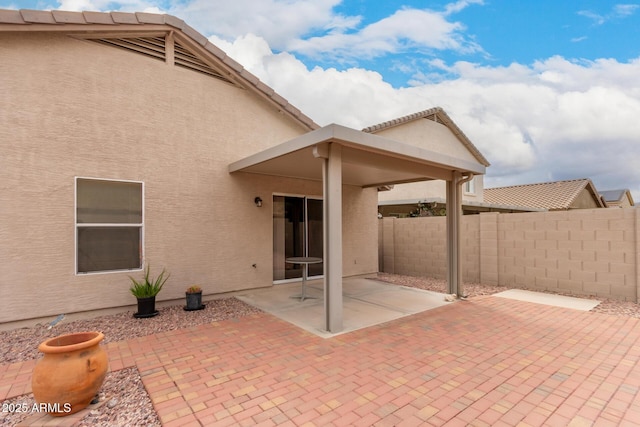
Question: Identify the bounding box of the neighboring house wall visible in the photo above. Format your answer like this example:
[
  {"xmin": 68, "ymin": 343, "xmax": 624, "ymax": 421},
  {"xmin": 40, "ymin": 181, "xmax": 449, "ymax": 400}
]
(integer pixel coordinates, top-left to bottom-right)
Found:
[
  {"xmin": 618, "ymin": 198, "xmax": 633, "ymax": 208},
  {"xmin": 602, "ymin": 191, "xmax": 634, "ymax": 208},
  {"xmin": 1, "ymin": 32, "xmax": 378, "ymax": 323},
  {"xmin": 380, "ymin": 208, "xmax": 639, "ymax": 302},
  {"xmin": 570, "ymin": 188, "xmax": 602, "ymax": 209},
  {"xmin": 375, "ymin": 118, "xmax": 485, "ymax": 206},
  {"xmin": 378, "ymin": 175, "xmax": 484, "ymax": 204},
  {"xmin": 371, "ymin": 118, "xmax": 481, "ymax": 165}
]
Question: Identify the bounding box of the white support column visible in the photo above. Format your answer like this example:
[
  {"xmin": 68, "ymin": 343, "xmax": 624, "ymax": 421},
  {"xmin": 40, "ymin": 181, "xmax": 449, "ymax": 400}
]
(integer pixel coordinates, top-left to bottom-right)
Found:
[
  {"xmin": 322, "ymin": 143, "xmax": 343, "ymax": 332},
  {"xmin": 446, "ymin": 172, "xmax": 462, "ymax": 296}
]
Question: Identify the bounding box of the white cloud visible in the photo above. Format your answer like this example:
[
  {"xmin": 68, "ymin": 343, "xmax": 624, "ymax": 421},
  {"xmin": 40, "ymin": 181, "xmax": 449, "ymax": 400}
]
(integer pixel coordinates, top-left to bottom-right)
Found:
[
  {"xmin": 443, "ymin": 0, "xmax": 484, "ymax": 16},
  {"xmin": 169, "ymin": 0, "xmax": 342, "ymax": 50},
  {"xmin": 613, "ymin": 4, "xmax": 640, "ymax": 17},
  {"xmin": 170, "ymin": 1, "xmax": 484, "ymax": 63},
  {"xmin": 578, "ymin": 3, "xmax": 640, "ymax": 25},
  {"xmin": 20, "ymin": 0, "xmax": 640, "ymax": 198},
  {"xmin": 217, "ymin": 33, "xmax": 640, "ymax": 197},
  {"xmin": 287, "ymin": 7, "xmax": 483, "ymax": 61}
]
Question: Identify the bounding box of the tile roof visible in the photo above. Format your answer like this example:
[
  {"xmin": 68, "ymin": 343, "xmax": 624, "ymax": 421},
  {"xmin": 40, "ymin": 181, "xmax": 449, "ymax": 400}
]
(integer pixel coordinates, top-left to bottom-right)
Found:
[
  {"xmin": 0, "ymin": 8, "xmax": 319, "ymax": 131},
  {"xmin": 484, "ymin": 178, "xmax": 605, "ymax": 210},
  {"xmin": 362, "ymin": 107, "xmax": 490, "ymax": 167}
]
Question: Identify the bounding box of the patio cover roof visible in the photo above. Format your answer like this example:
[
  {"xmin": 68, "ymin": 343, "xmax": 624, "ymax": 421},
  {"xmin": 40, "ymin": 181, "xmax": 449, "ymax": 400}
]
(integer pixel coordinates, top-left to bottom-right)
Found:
[
  {"xmin": 230, "ymin": 123, "xmax": 486, "ymax": 333},
  {"xmin": 229, "ymin": 124, "xmax": 486, "ymax": 187}
]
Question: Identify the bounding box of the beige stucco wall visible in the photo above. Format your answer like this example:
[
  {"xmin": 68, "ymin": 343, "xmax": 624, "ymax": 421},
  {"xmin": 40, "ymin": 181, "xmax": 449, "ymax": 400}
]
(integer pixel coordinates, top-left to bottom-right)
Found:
[
  {"xmin": 375, "ymin": 119, "xmax": 484, "ymax": 207},
  {"xmin": 372, "ymin": 118, "xmax": 480, "ymax": 164},
  {"xmin": 379, "ymin": 208, "xmax": 640, "ymax": 301},
  {"xmin": 378, "ymin": 175, "xmax": 484, "ymax": 204},
  {"xmin": 568, "ymin": 188, "xmax": 601, "ymax": 209},
  {"xmin": 606, "ymin": 198, "xmax": 633, "ymax": 208},
  {"xmin": 0, "ymin": 32, "xmax": 378, "ymax": 323}
]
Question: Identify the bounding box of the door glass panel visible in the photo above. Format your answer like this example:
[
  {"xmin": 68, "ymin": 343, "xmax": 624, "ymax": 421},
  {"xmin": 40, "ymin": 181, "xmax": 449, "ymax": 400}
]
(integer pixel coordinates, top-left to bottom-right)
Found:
[
  {"xmin": 307, "ymin": 198, "xmax": 324, "ymax": 277},
  {"xmin": 273, "ymin": 195, "xmax": 323, "ymax": 281}
]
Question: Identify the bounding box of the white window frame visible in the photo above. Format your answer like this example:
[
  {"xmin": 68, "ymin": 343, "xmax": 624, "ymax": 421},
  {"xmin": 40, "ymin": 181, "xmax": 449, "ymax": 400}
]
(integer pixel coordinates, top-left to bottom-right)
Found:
[
  {"xmin": 75, "ymin": 176, "xmax": 144, "ymax": 275},
  {"xmin": 464, "ymin": 177, "xmax": 476, "ymax": 195}
]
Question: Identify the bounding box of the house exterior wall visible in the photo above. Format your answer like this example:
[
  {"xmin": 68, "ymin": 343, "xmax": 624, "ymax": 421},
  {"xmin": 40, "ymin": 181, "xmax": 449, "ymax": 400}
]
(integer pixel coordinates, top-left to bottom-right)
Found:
[
  {"xmin": 372, "ymin": 118, "xmax": 480, "ymax": 165},
  {"xmin": 380, "ymin": 208, "xmax": 639, "ymax": 302},
  {"xmin": 0, "ymin": 33, "xmax": 378, "ymax": 323},
  {"xmin": 569, "ymin": 188, "xmax": 601, "ymax": 209},
  {"xmin": 378, "ymin": 175, "xmax": 484, "ymax": 205},
  {"xmin": 375, "ymin": 119, "xmax": 484, "ymax": 211},
  {"xmin": 605, "ymin": 192, "xmax": 633, "ymax": 208}
]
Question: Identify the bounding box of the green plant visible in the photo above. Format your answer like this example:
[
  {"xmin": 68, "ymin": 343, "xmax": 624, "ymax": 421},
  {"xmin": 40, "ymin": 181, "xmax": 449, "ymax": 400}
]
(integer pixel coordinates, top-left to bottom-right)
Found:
[
  {"xmin": 186, "ymin": 285, "xmax": 201, "ymax": 293},
  {"xmin": 129, "ymin": 265, "xmax": 169, "ymax": 298}
]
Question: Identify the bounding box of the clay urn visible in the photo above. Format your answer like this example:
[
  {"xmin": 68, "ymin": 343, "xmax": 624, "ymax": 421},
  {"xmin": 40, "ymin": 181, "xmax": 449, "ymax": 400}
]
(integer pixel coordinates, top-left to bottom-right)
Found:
[{"xmin": 32, "ymin": 331, "xmax": 108, "ymax": 416}]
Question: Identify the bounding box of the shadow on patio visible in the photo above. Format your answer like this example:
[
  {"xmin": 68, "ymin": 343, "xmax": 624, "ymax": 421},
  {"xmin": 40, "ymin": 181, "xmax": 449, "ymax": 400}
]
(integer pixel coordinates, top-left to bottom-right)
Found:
[{"xmin": 236, "ymin": 276, "xmax": 454, "ymax": 338}]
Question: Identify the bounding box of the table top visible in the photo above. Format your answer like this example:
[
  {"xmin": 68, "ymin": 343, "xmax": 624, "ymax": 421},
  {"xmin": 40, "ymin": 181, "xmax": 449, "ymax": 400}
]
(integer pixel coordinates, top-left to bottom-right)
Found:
[{"xmin": 285, "ymin": 257, "xmax": 323, "ymax": 264}]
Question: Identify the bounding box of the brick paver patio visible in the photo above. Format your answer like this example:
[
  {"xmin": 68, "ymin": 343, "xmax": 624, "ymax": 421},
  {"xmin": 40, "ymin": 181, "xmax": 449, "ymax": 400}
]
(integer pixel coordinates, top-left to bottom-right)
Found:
[{"xmin": 3, "ymin": 295, "xmax": 640, "ymax": 426}]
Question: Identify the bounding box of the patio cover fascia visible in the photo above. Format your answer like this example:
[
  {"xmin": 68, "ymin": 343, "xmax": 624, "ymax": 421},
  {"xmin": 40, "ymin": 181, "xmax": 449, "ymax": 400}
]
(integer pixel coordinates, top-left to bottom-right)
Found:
[{"xmin": 229, "ymin": 123, "xmax": 486, "ymax": 332}]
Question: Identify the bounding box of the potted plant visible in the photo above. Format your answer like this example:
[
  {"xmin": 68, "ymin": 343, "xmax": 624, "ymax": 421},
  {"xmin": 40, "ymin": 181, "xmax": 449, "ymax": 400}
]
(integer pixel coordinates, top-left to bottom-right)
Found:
[
  {"xmin": 129, "ymin": 265, "xmax": 169, "ymax": 318},
  {"xmin": 184, "ymin": 285, "xmax": 204, "ymax": 311}
]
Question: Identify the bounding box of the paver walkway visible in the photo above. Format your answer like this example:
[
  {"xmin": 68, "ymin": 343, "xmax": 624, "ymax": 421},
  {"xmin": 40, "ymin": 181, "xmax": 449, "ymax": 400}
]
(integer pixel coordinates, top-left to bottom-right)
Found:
[{"xmin": 3, "ymin": 295, "xmax": 640, "ymax": 426}]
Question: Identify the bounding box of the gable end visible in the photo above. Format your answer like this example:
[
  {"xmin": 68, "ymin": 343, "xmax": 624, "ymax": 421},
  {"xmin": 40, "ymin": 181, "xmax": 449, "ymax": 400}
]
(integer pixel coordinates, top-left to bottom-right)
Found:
[{"xmin": 80, "ymin": 33, "xmax": 236, "ymax": 85}]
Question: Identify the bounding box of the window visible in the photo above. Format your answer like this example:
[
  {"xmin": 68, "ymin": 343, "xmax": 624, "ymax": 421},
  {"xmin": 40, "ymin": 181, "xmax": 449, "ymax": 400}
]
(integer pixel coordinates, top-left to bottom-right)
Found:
[
  {"xmin": 464, "ymin": 177, "xmax": 476, "ymax": 195},
  {"xmin": 76, "ymin": 178, "xmax": 143, "ymax": 273}
]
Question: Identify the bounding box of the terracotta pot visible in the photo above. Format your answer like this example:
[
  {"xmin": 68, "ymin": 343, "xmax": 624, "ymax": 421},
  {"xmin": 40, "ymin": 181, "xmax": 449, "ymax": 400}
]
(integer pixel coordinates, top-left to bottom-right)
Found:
[{"xmin": 32, "ymin": 331, "xmax": 108, "ymax": 416}]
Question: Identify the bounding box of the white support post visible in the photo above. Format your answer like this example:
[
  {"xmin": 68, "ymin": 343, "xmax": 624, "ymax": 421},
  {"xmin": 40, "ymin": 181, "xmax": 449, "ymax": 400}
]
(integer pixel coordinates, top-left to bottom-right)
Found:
[
  {"xmin": 322, "ymin": 143, "xmax": 343, "ymax": 332},
  {"xmin": 446, "ymin": 172, "xmax": 462, "ymax": 296}
]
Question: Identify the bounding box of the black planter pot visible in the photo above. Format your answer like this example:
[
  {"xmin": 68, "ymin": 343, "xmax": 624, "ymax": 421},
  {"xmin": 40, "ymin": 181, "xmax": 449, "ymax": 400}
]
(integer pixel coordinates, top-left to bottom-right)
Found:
[
  {"xmin": 134, "ymin": 296, "xmax": 159, "ymax": 318},
  {"xmin": 184, "ymin": 291, "xmax": 204, "ymax": 311}
]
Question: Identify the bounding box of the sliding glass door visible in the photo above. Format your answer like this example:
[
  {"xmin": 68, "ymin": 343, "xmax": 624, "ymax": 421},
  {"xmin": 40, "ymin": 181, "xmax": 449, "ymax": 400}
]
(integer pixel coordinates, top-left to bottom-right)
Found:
[{"xmin": 273, "ymin": 195, "xmax": 323, "ymax": 282}]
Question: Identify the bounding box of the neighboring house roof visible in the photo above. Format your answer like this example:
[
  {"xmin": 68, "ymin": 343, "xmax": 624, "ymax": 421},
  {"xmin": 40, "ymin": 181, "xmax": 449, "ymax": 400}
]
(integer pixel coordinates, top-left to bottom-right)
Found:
[
  {"xmin": 600, "ymin": 189, "xmax": 635, "ymax": 206},
  {"xmin": 0, "ymin": 8, "xmax": 319, "ymax": 132},
  {"xmin": 378, "ymin": 197, "xmax": 546, "ymax": 216},
  {"xmin": 362, "ymin": 107, "xmax": 491, "ymax": 167},
  {"xmin": 484, "ymin": 178, "xmax": 606, "ymax": 210}
]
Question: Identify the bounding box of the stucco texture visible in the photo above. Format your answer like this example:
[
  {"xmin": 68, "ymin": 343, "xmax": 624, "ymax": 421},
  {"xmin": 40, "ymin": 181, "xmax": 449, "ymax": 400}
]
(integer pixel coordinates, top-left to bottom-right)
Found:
[{"xmin": 0, "ymin": 33, "xmax": 378, "ymax": 323}]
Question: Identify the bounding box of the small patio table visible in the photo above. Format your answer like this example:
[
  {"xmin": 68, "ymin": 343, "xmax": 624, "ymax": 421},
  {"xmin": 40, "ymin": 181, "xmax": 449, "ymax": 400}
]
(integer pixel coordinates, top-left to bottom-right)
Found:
[{"xmin": 285, "ymin": 257, "xmax": 323, "ymax": 301}]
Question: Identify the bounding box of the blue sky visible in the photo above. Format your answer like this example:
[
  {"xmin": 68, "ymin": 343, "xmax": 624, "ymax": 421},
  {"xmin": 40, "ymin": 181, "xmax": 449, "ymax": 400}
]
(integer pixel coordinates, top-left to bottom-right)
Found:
[
  {"xmin": 4, "ymin": 0, "xmax": 640, "ymax": 200},
  {"xmin": 298, "ymin": 1, "xmax": 640, "ymax": 87}
]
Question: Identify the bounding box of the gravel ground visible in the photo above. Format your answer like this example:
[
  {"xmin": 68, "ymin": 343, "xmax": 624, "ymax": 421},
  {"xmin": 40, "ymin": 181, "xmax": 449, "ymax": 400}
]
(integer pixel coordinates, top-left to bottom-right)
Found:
[
  {"xmin": 0, "ymin": 297, "xmax": 262, "ymax": 365},
  {"xmin": 375, "ymin": 273, "xmax": 640, "ymax": 318},
  {"xmin": 2, "ymin": 276, "xmax": 639, "ymax": 426},
  {"xmin": 1, "ymin": 368, "xmax": 160, "ymax": 427},
  {"xmin": 0, "ymin": 297, "xmax": 261, "ymax": 427}
]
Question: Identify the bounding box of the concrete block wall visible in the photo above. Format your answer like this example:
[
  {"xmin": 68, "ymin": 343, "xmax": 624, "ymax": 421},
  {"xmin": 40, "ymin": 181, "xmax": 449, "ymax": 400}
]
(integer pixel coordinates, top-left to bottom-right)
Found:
[
  {"xmin": 379, "ymin": 217, "xmax": 447, "ymax": 278},
  {"xmin": 379, "ymin": 208, "xmax": 639, "ymax": 302}
]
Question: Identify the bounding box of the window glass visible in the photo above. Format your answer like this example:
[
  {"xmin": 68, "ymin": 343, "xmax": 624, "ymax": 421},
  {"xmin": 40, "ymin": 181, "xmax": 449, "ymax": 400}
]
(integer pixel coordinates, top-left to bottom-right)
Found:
[
  {"xmin": 77, "ymin": 180, "xmax": 142, "ymax": 223},
  {"xmin": 76, "ymin": 178, "xmax": 142, "ymax": 273},
  {"xmin": 464, "ymin": 178, "xmax": 476, "ymax": 194},
  {"xmin": 77, "ymin": 227, "xmax": 141, "ymax": 273}
]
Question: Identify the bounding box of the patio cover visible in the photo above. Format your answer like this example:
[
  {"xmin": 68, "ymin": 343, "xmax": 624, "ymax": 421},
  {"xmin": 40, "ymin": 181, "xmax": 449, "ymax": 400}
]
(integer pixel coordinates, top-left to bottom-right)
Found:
[{"xmin": 229, "ymin": 124, "xmax": 486, "ymax": 332}]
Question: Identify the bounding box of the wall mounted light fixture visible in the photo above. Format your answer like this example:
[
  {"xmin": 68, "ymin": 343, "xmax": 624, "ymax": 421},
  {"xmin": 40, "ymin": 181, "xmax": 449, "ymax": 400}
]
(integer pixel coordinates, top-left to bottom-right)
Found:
[{"xmin": 254, "ymin": 197, "xmax": 263, "ymax": 207}]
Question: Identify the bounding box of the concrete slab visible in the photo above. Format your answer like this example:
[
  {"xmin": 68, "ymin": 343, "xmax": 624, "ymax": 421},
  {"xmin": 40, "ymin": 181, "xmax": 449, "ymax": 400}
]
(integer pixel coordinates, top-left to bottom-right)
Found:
[
  {"xmin": 494, "ymin": 289, "xmax": 600, "ymax": 311},
  {"xmin": 236, "ymin": 277, "xmax": 453, "ymax": 338}
]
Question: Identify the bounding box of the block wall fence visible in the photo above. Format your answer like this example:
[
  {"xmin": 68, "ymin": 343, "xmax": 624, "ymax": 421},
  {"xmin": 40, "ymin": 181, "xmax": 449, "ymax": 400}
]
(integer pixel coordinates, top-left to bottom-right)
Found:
[{"xmin": 378, "ymin": 208, "xmax": 640, "ymax": 302}]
